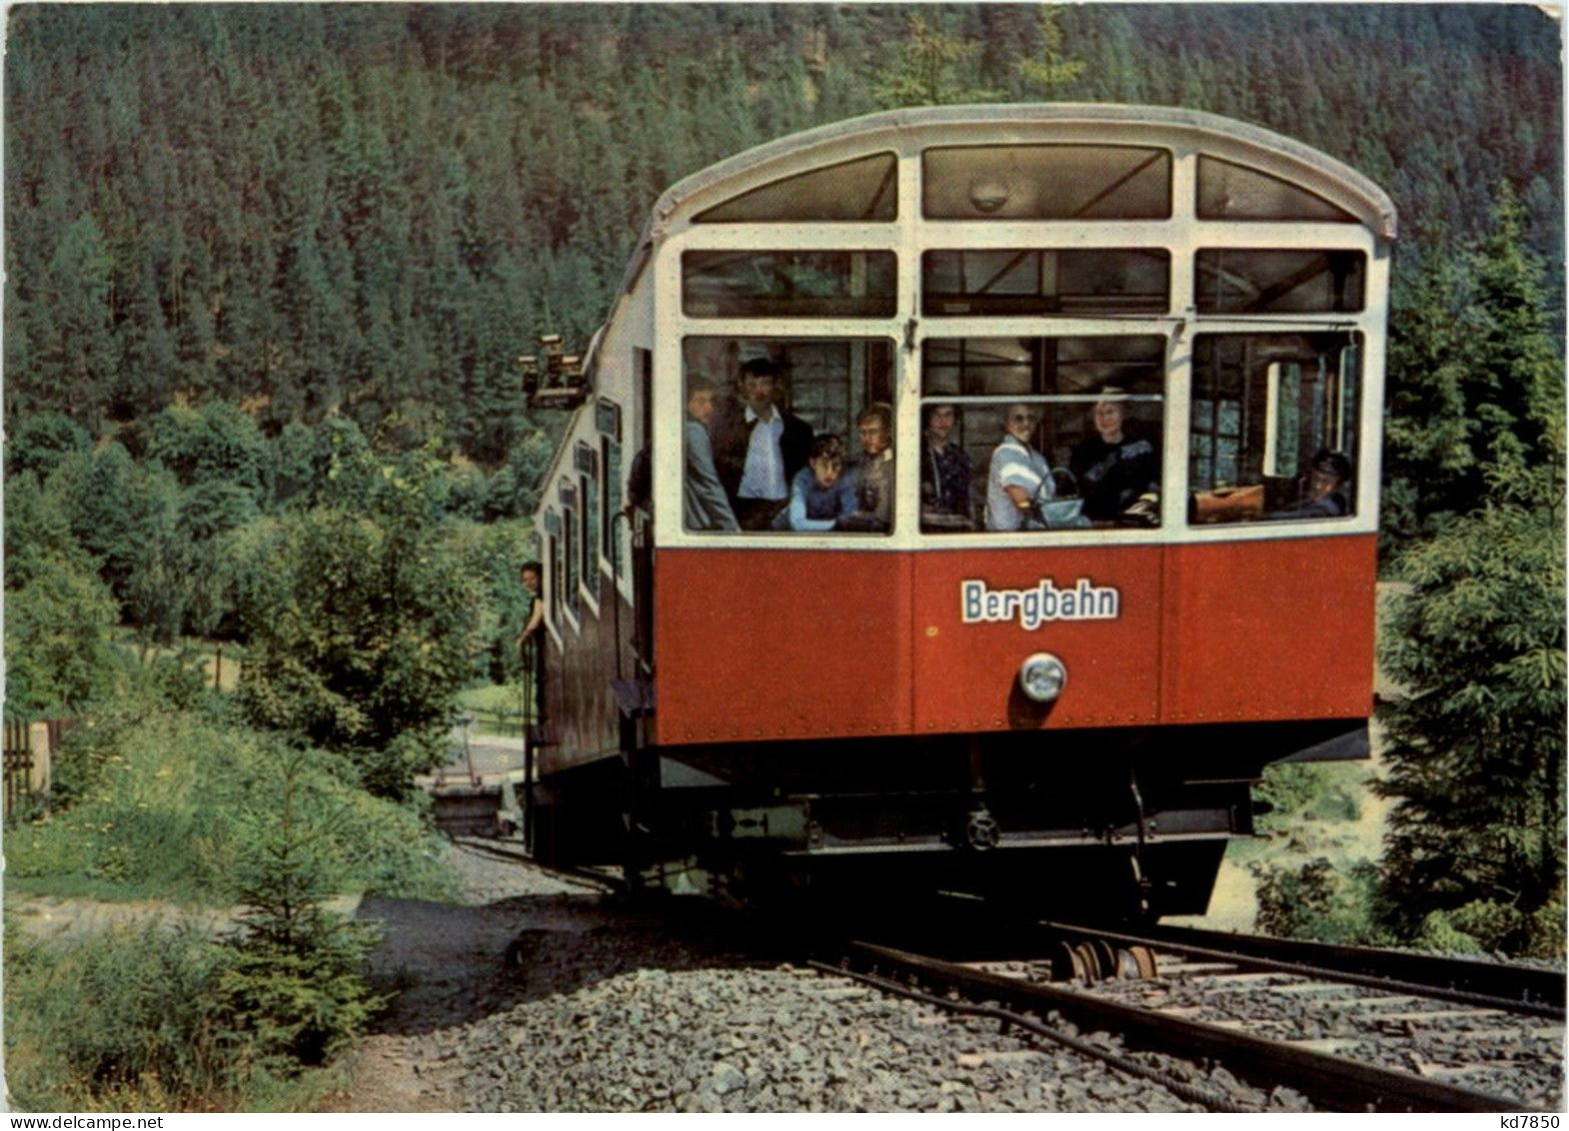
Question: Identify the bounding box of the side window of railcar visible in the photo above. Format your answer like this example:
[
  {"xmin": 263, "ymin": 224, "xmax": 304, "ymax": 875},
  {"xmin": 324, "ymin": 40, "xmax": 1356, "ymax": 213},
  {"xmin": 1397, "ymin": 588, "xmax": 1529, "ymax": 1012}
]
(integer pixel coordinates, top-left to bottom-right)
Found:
[
  {"xmin": 560, "ymin": 480, "xmax": 579, "ymax": 622},
  {"xmin": 680, "ymin": 337, "xmax": 897, "ymax": 535},
  {"xmin": 920, "ymin": 336, "xmax": 1166, "ymax": 533},
  {"xmin": 595, "ymin": 398, "xmax": 622, "ymax": 578},
  {"xmin": 544, "ymin": 512, "xmax": 562, "ymax": 631},
  {"xmin": 601, "ymin": 435, "xmax": 620, "ymax": 576},
  {"xmin": 1189, "ymin": 333, "xmax": 1362, "ymax": 524},
  {"xmin": 575, "ymin": 444, "xmax": 598, "ymax": 603},
  {"xmin": 1195, "ymin": 249, "xmax": 1366, "ymax": 315}
]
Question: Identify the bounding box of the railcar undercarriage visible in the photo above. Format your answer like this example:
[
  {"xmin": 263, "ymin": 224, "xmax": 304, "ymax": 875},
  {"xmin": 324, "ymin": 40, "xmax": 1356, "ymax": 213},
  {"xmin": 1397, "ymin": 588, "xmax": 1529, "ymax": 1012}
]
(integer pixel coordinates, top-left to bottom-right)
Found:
[{"xmin": 527, "ymin": 718, "xmax": 1367, "ymax": 921}]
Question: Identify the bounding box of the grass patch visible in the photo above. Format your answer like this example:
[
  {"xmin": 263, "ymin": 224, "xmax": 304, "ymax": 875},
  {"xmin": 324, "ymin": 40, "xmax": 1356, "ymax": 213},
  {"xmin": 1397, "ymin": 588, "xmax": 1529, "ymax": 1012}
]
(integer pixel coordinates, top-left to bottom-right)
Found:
[
  {"xmin": 456, "ymin": 683, "xmax": 523, "ymax": 715},
  {"xmin": 456, "ymin": 681, "xmax": 532, "ymax": 735},
  {"xmin": 108, "ymin": 629, "xmax": 247, "ymax": 691},
  {"xmin": 7, "ymin": 706, "xmax": 457, "ymax": 905}
]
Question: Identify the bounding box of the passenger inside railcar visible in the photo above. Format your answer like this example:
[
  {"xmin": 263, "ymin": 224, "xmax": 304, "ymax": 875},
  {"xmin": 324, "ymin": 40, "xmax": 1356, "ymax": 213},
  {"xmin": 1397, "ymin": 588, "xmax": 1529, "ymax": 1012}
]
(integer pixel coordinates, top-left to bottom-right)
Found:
[
  {"xmin": 682, "ymin": 373, "xmax": 739, "ymax": 532},
  {"xmin": 986, "ymin": 403, "xmax": 1054, "ymax": 532},
  {"xmin": 836, "ymin": 401, "xmax": 894, "ymax": 532},
  {"xmin": 920, "ymin": 403, "xmax": 974, "ymax": 531},
  {"xmin": 1267, "ymin": 448, "xmax": 1352, "ymax": 520},
  {"xmin": 710, "ymin": 356, "xmax": 814, "ymax": 531},
  {"xmin": 683, "ymin": 337, "xmax": 896, "ymax": 535},
  {"xmin": 773, "ymin": 434, "xmax": 857, "ymax": 531},
  {"xmin": 1069, "ymin": 387, "xmax": 1160, "ymax": 525}
]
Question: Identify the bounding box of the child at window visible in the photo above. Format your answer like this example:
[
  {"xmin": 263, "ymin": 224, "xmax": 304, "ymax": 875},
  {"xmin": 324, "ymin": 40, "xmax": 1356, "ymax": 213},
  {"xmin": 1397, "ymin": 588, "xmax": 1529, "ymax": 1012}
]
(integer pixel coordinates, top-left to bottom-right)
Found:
[{"xmin": 773, "ymin": 435, "xmax": 857, "ymax": 531}]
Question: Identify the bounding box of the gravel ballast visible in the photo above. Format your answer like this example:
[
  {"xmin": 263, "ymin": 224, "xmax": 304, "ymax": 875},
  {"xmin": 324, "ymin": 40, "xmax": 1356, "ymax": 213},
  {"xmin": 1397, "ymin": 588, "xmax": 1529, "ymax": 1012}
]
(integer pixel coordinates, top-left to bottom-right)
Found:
[{"xmin": 342, "ymin": 844, "xmax": 1295, "ymax": 1112}]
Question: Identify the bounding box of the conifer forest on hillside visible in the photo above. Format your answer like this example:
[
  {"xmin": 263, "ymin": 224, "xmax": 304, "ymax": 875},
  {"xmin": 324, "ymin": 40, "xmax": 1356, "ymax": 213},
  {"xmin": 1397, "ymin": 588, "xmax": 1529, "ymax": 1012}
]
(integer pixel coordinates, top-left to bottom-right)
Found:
[{"xmin": 5, "ymin": 4, "xmax": 1562, "ymax": 458}]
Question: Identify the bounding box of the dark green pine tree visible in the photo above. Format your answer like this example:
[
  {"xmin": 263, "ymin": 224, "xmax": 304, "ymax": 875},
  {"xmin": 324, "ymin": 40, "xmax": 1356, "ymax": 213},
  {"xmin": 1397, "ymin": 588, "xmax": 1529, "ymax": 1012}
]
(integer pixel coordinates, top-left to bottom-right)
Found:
[
  {"xmin": 116, "ymin": 257, "xmax": 179, "ymax": 414},
  {"xmin": 1465, "ymin": 186, "xmax": 1563, "ymax": 469},
  {"xmin": 1381, "ymin": 244, "xmax": 1473, "ymax": 551},
  {"xmin": 1385, "ymin": 186, "xmax": 1563, "ymax": 553},
  {"xmin": 220, "ymin": 744, "xmax": 385, "ymax": 1072},
  {"xmin": 1015, "ymin": 6, "xmax": 1086, "ymax": 99},
  {"xmin": 35, "ymin": 214, "xmax": 118, "ymax": 432},
  {"xmin": 1376, "ymin": 189, "xmax": 1566, "ymax": 957}
]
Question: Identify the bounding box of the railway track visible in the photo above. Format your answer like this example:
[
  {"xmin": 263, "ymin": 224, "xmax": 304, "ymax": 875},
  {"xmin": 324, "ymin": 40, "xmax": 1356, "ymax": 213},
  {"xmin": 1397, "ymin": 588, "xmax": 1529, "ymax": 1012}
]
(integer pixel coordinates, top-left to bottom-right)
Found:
[
  {"xmin": 1045, "ymin": 919, "xmax": 1567, "ymax": 1018},
  {"xmin": 818, "ymin": 928, "xmax": 1563, "ymax": 1112}
]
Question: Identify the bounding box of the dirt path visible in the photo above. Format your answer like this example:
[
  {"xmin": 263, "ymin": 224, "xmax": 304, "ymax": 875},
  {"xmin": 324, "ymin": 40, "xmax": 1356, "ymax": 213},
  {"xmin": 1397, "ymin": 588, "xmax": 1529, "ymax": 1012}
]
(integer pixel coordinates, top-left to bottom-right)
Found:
[{"xmin": 322, "ymin": 841, "xmax": 610, "ymax": 1112}]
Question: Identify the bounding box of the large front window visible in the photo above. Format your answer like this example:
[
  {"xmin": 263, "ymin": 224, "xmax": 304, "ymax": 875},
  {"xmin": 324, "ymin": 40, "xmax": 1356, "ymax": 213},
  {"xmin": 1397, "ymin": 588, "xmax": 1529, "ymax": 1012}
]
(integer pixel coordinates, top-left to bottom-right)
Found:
[
  {"xmin": 922, "ymin": 248, "xmax": 1170, "ymax": 315},
  {"xmin": 1196, "ymin": 249, "xmax": 1365, "ymax": 315},
  {"xmin": 695, "ymin": 153, "xmax": 898, "ymax": 223},
  {"xmin": 920, "ymin": 336, "xmax": 1166, "ymax": 533},
  {"xmin": 923, "ymin": 145, "xmax": 1171, "ymax": 220},
  {"xmin": 1189, "ymin": 333, "xmax": 1362, "ymax": 524},
  {"xmin": 683, "ymin": 250, "xmax": 897, "ymax": 318},
  {"xmin": 681, "ymin": 337, "xmax": 896, "ymax": 534}
]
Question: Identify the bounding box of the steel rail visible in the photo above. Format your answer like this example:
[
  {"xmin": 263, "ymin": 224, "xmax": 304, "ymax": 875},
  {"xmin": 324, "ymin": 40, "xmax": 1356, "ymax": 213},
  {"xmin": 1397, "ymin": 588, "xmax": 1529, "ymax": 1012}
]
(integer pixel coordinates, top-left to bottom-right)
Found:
[
  {"xmin": 1041, "ymin": 919, "xmax": 1566, "ymax": 1021},
  {"xmin": 810, "ymin": 958, "xmax": 1249, "ymax": 1113},
  {"xmin": 1150, "ymin": 921, "xmax": 1566, "ymax": 1013},
  {"xmin": 843, "ymin": 940, "xmax": 1527, "ymax": 1113}
]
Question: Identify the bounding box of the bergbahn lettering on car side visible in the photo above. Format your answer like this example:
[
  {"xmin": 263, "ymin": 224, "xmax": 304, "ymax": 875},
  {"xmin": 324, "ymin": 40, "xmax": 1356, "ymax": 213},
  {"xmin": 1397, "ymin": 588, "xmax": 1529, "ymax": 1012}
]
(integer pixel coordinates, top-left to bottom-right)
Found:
[{"xmin": 960, "ymin": 577, "xmax": 1121, "ymax": 629}]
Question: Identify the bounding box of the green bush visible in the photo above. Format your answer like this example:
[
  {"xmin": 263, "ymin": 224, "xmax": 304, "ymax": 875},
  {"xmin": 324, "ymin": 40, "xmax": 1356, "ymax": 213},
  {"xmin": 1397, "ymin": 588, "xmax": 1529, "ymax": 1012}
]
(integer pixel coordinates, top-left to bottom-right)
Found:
[
  {"xmin": 5, "ymin": 920, "xmax": 239, "ymax": 1110},
  {"xmin": 5, "ymin": 741, "xmax": 402, "ymax": 1110},
  {"xmin": 4, "ymin": 552, "xmax": 122, "ymax": 718},
  {"xmin": 1252, "ymin": 857, "xmax": 1393, "ymax": 946},
  {"xmin": 4, "ymin": 913, "xmax": 368, "ymax": 1110},
  {"xmin": 1415, "ymin": 899, "xmax": 1568, "ymax": 959},
  {"xmin": 1254, "ymin": 763, "xmax": 1363, "ymax": 834},
  {"xmin": 232, "ymin": 455, "xmax": 489, "ymax": 798}
]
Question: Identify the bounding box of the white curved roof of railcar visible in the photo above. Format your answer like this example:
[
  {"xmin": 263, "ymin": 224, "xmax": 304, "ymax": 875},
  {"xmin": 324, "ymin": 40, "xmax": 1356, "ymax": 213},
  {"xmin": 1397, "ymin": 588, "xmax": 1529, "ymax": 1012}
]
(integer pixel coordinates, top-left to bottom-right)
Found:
[{"xmin": 623, "ymin": 104, "xmax": 1396, "ymax": 292}]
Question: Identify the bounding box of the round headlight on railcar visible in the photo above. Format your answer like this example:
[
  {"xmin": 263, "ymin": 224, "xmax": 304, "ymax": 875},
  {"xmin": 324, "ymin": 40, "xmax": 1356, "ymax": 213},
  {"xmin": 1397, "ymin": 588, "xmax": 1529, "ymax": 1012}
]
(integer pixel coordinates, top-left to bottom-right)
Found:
[{"xmin": 1018, "ymin": 652, "xmax": 1067, "ymax": 703}]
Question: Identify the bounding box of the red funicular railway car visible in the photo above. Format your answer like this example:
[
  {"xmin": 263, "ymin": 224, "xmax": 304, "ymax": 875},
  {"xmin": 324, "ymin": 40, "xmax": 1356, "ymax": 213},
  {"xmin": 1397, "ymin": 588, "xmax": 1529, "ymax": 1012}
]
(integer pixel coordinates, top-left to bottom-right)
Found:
[{"xmin": 528, "ymin": 105, "xmax": 1394, "ymax": 919}]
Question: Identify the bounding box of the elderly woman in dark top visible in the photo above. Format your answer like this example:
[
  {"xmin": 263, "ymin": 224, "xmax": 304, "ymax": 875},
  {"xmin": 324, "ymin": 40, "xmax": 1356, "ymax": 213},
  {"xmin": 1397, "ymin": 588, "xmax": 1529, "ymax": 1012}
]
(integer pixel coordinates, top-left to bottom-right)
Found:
[{"xmin": 1069, "ymin": 389, "xmax": 1159, "ymax": 523}]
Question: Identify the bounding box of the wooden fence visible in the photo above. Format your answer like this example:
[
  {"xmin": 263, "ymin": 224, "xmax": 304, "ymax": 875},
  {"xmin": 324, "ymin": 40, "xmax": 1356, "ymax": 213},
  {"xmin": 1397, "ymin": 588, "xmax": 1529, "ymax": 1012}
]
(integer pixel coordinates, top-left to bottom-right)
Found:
[
  {"xmin": 3, "ymin": 718, "xmax": 73, "ymax": 819},
  {"xmin": 4, "ymin": 719, "xmax": 35, "ymax": 820}
]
